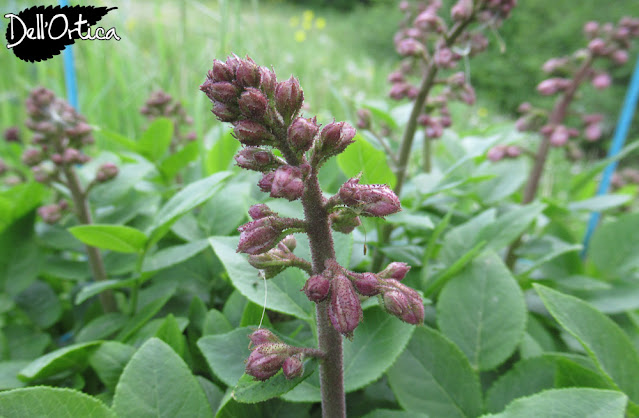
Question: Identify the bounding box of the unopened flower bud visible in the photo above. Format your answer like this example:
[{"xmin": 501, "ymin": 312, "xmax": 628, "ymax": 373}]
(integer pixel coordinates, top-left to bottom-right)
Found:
[
  {"xmin": 210, "ymin": 59, "xmax": 234, "ymax": 82},
  {"xmin": 258, "ymin": 171, "xmax": 275, "ymax": 193},
  {"xmin": 380, "ymin": 280, "xmax": 424, "ymax": 325},
  {"xmin": 4, "ymin": 127, "xmax": 20, "ymax": 143},
  {"xmin": 270, "ymin": 165, "xmax": 305, "ymax": 201},
  {"xmin": 249, "ymin": 204, "xmax": 277, "ymax": 220},
  {"xmin": 235, "ymin": 147, "xmax": 280, "ymax": 172},
  {"xmin": 237, "ymin": 216, "xmax": 287, "ymax": 255},
  {"xmin": 233, "ymin": 120, "xmax": 274, "ymax": 146},
  {"xmin": 487, "ymin": 146, "xmax": 505, "ymax": 162},
  {"xmin": 275, "ymin": 76, "xmax": 304, "ymax": 123},
  {"xmin": 21, "ymin": 148, "xmax": 43, "ymax": 166},
  {"xmin": 96, "ymin": 162, "xmax": 118, "ymax": 182},
  {"xmin": 329, "ymin": 209, "xmax": 361, "ymax": 234},
  {"xmin": 583, "ymin": 21, "xmax": 599, "ymax": 37},
  {"xmin": 352, "ymin": 272, "xmax": 380, "ymax": 296},
  {"xmin": 537, "ymin": 79, "xmax": 559, "ymax": 95},
  {"xmin": 549, "ymin": 125, "xmax": 569, "ymax": 146},
  {"xmin": 281, "ymin": 234, "xmax": 296, "ymax": 251},
  {"xmin": 592, "ymin": 73, "xmax": 612, "ymax": 90},
  {"xmin": 588, "ymin": 38, "xmax": 607, "ymax": 55},
  {"xmin": 248, "ymin": 328, "xmax": 280, "ymax": 348},
  {"xmin": 32, "ymin": 165, "xmax": 50, "ymax": 183},
  {"xmin": 302, "ymin": 275, "xmax": 331, "ymax": 302},
  {"xmin": 288, "ymin": 117, "xmax": 319, "ymax": 152},
  {"xmin": 585, "ymin": 123, "xmax": 602, "ymax": 141},
  {"xmin": 282, "ymin": 354, "xmax": 304, "ymax": 379},
  {"xmin": 259, "ymin": 67, "xmax": 277, "ymax": 97},
  {"xmin": 245, "ymin": 342, "xmax": 290, "ymax": 381},
  {"xmin": 451, "ymin": 0, "xmax": 473, "ymax": 21},
  {"xmin": 396, "ymin": 38, "xmax": 423, "ymax": 56},
  {"xmin": 434, "ymin": 47, "xmax": 454, "ymax": 68},
  {"xmin": 448, "ymin": 72, "xmax": 466, "ymax": 87},
  {"xmin": 389, "ymin": 83, "xmax": 408, "ymax": 100},
  {"xmin": 387, "ymin": 71, "xmax": 404, "ymax": 83},
  {"xmin": 611, "ymin": 49, "xmax": 629, "ymax": 65},
  {"xmin": 50, "ymin": 153, "xmax": 63, "ymax": 165},
  {"xmin": 236, "ymin": 58, "xmax": 261, "ymax": 88},
  {"xmin": 356, "ymin": 109, "xmax": 372, "ymax": 130},
  {"xmin": 38, "ymin": 204, "xmax": 62, "ymax": 224},
  {"xmin": 414, "ymin": 11, "xmax": 439, "ymax": 31},
  {"xmin": 518, "ymin": 102, "xmax": 532, "ymax": 113},
  {"xmin": 505, "ymin": 145, "xmax": 521, "ymax": 158},
  {"xmin": 207, "ymin": 82, "xmax": 240, "ymax": 103},
  {"xmin": 328, "ymin": 274, "xmax": 363, "ymax": 337},
  {"xmin": 339, "ymin": 177, "xmax": 401, "ymax": 217},
  {"xmin": 211, "ymin": 102, "xmax": 238, "ymax": 122},
  {"xmin": 379, "ymin": 262, "xmax": 411, "ymax": 281},
  {"xmin": 317, "ymin": 121, "xmax": 356, "ymax": 160},
  {"xmin": 425, "ymin": 120, "xmax": 444, "ymax": 139},
  {"xmin": 239, "ymin": 88, "xmax": 269, "ymax": 120}
]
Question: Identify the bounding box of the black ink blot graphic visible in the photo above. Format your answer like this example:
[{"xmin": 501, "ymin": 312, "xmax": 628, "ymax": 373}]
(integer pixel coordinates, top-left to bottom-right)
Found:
[{"xmin": 5, "ymin": 5, "xmax": 118, "ymax": 63}]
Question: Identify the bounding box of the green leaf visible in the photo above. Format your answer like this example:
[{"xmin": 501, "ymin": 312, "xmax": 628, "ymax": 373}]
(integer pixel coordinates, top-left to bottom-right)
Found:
[
  {"xmin": 387, "ymin": 326, "xmax": 482, "ymax": 418},
  {"xmin": 568, "ymin": 194, "xmax": 632, "ymax": 211},
  {"xmin": 482, "ymin": 388, "xmax": 627, "ymax": 418},
  {"xmin": 137, "ymin": 118, "xmax": 174, "ymax": 161},
  {"xmin": 0, "ymin": 183, "xmax": 46, "ymax": 233},
  {"xmin": 0, "ymin": 361, "xmax": 29, "ymax": 390},
  {"xmin": 202, "ymin": 308, "xmax": 233, "ymax": 336},
  {"xmin": 197, "ymin": 377, "xmax": 225, "ymax": 413},
  {"xmin": 142, "ymin": 239, "xmax": 209, "ymax": 272},
  {"xmin": 386, "ymin": 212, "xmax": 434, "ymax": 231},
  {"xmin": 337, "ymin": 134, "xmax": 396, "ymax": 188},
  {"xmin": 0, "ymin": 387, "xmax": 116, "ymax": 418},
  {"xmin": 232, "ymin": 360, "xmax": 317, "ymax": 403},
  {"xmin": 474, "ymin": 158, "xmax": 528, "ymax": 203},
  {"xmin": 589, "ymin": 213, "xmax": 639, "ymax": 278},
  {"xmin": 3, "ymin": 324, "xmax": 50, "ymax": 360},
  {"xmin": 206, "ymin": 128, "xmax": 240, "ymax": 174},
  {"xmin": 535, "ymin": 284, "xmax": 639, "ymax": 403},
  {"xmin": 198, "ymin": 327, "xmax": 253, "ymax": 386},
  {"xmin": 437, "ymin": 252, "xmax": 527, "ymax": 370},
  {"xmin": 75, "ymin": 278, "xmax": 137, "ymax": 305},
  {"xmin": 14, "ymin": 280, "xmax": 62, "ymax": 329},
  {"xmin": 99, "ymin": 128, "xmax": 139, "ymax": 152},
  {"xmin": 68, "ymin": 224, "xmax": 147, "ymax": 253},
  {"xmin": 362, "ymin": 410, "xmax": 429, "ymax": 418},
  {"xmin": 440, "ymin": 209, "xmax": 495, "ymax": 265},
  {"xmin": 19, "ymin": 341, "xmax": 102, "ymax": 381},
  {"xmin": 479, "ymin": 202, "xmax": 546, "ymax": 251},
  {"xmin": 113, "ymin": 338, "xmax": 212, "ymax": 418},
  {"xmin": 154, "ymin": 314, "xmax": 186, "ymax": 358},
  {"xmin": 89, "ymin": 341, "xmax": 136, "ymax": 391},
  {"xmin": 209, "ymin": 237, "xmax": 314, "ymax": 320},
  {"xmin": 159, "ymin": 141, "xmax": 199, "ymax": 180},
  {"xmin": 284, "ymin": 308, "xmax": 416, "ymax": 402},
  {"xmin": 116, "ymin": 292, "xmax": 174, "ymax": 342},
  {"xmin": 149, "ymin": 171, "xmax": 231, "ymax": 244},
  {"xmin": 76, "ymin": 313, "xmax": 128, "ymax": 342}
]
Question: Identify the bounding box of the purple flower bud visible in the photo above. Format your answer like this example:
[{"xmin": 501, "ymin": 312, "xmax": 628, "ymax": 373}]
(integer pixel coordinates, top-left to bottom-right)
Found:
[
  {"xmin": 518, "ymin": 102, "xmax": 532, "ymax": 113},
  {"xmin": 380, "ymin": 280, "xmax": 424, "ymax": 325},
  {"xmin": 258, "ymin": 171, "xmax": 275, "ymax": 193},
  {"xmin": 387, "ymin": 71, "xmax": 405, "ymax": 83},
  {"xmin": 236, "ymin": 58, "xmax": 261, "ymax": 88},
  {"xmin": 585, "ymin": 123, "xmax": 602, "ymax": 141},
  {"xmin": 96, "ymin": 162, "xmax": 118, "ymax": 182},
  {"xmin": 505, "ymin": 145, "xmax": 521, "ymax": 158},
  {"xmin": 249, "ymin": 328, "xmax": 280, "ymax": 347},
  {"xmin": 4, "ymin": 127, "xmax": 20, "ymax": 143},
  {"xmin": 207, "ymin": 82, "xmax": 240, "ymax": 103},
  {"xmin": 270, "ymin": 165, "xmax": 305, "ymax": 201},
  {"xmin": 245, "ymin": 342, "xmax": 290, "ymax": 381},
  {"xmin": 434, "ymin": 47, "xmax": 455, "ymax": 68},
  {"xmin": 540, "ymin": 124, "xmax": 554, "ymax": 136},
  {"xmin": 225, "ymin": 54, "xmax": 242, "ymax": 73},
  {"xmin": 302, "ymin": 275, "xmax": 331, "ymax": 302},
  {"xmin": 487, "ymin": 146, "xmax": 506, "ymax": 162},
  {"xmin": 379, "ymin": 262, "xmax": 411, "ymax": 281},
  {"xmin": 460, "ymin": 85, "xmax": 476, "ymax": 105},
  {"xmin": 210, "ymin": 59, "xmax": 234, "ymax": 82},
  {"xmin": 425, "ymin": 120, "xmax": 444, "ymax": 139},
  {"xmin": 249, "ymin": 204, "xmax": 277, "ymax": 220},
  {"xmin": 37, "ymin": 204, "xmax": 62, "ymax": 224},
  {"xmin": 389, "ymin": 83, "xmax": 408, "ymax": 100},
  {"xmin": 235, "ymin": 147, "xmax": 280, "ymax": 172},
  {"xmin": 399, "ymin": 1, "xmax": 410, "ymax": 12},
  {"xmin": 63, "ymin": 148, "xmax": 84, "ymax": 164},
  {"xmin": 537, "ymin": 78, "xmax": 560, "ymax": 96},
  {"xmin": 329, "ymin": 209, "xmax": 361, "ymax": 234},
  {"xmin": 356, "ymin": 109, "xmax": 372, "ymax": 130},
  {"xmin": 21, "ymin": 148, "xmax": 43, "ymax": 166},
  {"xmin": 406, "ymin": 86, "xmax": 420, "ymax": 100},
  {"xmin": 588, "ymin": 38, "xmax": 607, "ymax": 55},
  {"xmin": 288, "ymin": 117, "xmax": 319, "ymax": 152},
  {"xmin": 317, "ymin": 121, "xmax": 356, "ymax": 159},
  {"xmin": 414, "ymin": 11, "xmax": 439, "ymax": 30},
  {"xmin": 611, "ymin": 49, "xmax": 629, "ymax": 65},
  {"xmin": 259, "ymin": 67, "xmax": 277, "ymax": 97},
  {"xmin": 451, "ymin": 0, "xmax": 473, "ymax": 21},
  {"xmin": 328, "ymin": 274, "xmax": 363, "ymax": 337},
  {"xmin": 237, "ymin": 216, "xmax": 286, "ymax": 255},
  {"xmin": 211, "ymin": 101, "xmax": 238, "ymax": 122},
  {"xmin": 32, "ymin": 165, "xmax": 50, "ymax": 183},
  {"xmin": 396, "ymin": 38, "xmax": 423, "ymax": 56},
  {"xmin": 352, "ymin": 272, "xmax": 380, "ymax": 296},
  {"xmin": 275, "ymin": 76, "xmax": 304, "ymax": 123},
  {"xmin": 238, "ymin": 88, "xmax": 269, "ymax": 120},
  {"xmin": 583, "ymin": 21, "xmax": 599, "ymax": 37},
  {"xmin": 592, "ymin": 73, "xmax": 612, "ymax": 90},
  {"xmin": 282, "ymin": 354, "xmax": 304, "ymax": 379},
  {"xmin": 542, "ymin": 58, "xmax": 563, "ymax": 74},
  {"xmin": 233, "ymin": 120, "xmax": 274, "ymax": 146},
  {"xmin": 339, "ymin": 177, "xmax": 401, "ymax": 217},
  {"xmin": 582, "ymin": 113, "xmax": 604, "ymax": 125},
  {"xmin": 549, "ymin": 125, "xmax": 569, "ymax": 147}
]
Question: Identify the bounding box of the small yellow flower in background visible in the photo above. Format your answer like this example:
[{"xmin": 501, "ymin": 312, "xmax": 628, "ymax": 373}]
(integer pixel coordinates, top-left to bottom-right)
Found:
[
  {"xmin": 294, "ymin": 30, "xmax": 307, "ymax": 43},
  {"xmin": 315, "ymin": 17, "xmax": 326, "ymax": 30},
  {"xmin": 289, "ymin": 16, "xmax": 300, "ymax": 28},
  {"xmin": 126, "ymin": 17, "xmax": 136, "ymax": 32},
  {"xmin": 477, "ymin": 107, "xmax": 488, "ymax": 118},
  {"xmin": 303, "ymin": 10, "xmax": 314, "ymax": 22}
]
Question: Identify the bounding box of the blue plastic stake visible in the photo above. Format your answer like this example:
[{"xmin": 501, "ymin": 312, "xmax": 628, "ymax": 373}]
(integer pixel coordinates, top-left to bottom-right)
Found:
[
  {"xmin": 59, "ymin": 0, "xmax": 79, "ymax": 110},
  {"xmin": 581, "ymin": 53, "xmax": 639, "ymax": 257}
]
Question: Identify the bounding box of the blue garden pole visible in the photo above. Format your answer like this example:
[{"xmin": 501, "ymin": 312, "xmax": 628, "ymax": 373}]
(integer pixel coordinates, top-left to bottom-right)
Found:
[
  {"xmin": 581, "ymin": 53, "xmax": 639, "ymax": 257},
  {"xmin": 59, "ymin": 0, "xmax": 79, "ymax": 110}
]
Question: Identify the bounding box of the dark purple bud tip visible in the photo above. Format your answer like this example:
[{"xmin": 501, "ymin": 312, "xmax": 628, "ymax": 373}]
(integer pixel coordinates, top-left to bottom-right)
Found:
[
  {"xmin": 37, "ymin": 204, "xmax": 62, "ymax": 224},
  {"xmin": 233, "ymin": 120, "xmax": 274, "ymax": 146},
  {"xmin": 207, "ymin": 82, "xmax": 240, "ymax": 103},
  {"xmin": 270, "ymin": 165, "xmax": 305, "ymax": 201},
  {"xmin": 248, "ymin": 204, "xmax": 277, "ymax": 220},
  {"xmin": 275, "ymin": 76, "xmax": 304, "ymax": 123},
  {"xmin": 211, "ymin": 101, "xmax": 238, "ymax": 122},
  {"xmin": 4, "ymin": 127, "xmax": 20, "ymax": 143},
  {"xmin": 353, "ymin": 272, "xmax": 381, "ymax": 296},
  {"xmin": 303, "ymin": 275, "xmax": 331, "ymax": 302},
  {"xmin": 236, "ymin": 57, "xmax": 261, "ymax": 88},
  {"xmin": 328, "ymin": 274, "xmax": 363, "ymax": 337},
  {"xmin": 235, "ymin": 147, "xmax": 280, "ymax": 172},
  {"xmin": 317, "ymin": 121, "xmax": 356, "ymax": 160},
  {"xmin": 96, "ymin": 162, "xmax": 118, "ymax": 183},
  {"xmin": 339, "ymin": 177, "xmax": 401, "ymax": 217},
  {"xmin": 379, "ymin": 262, "xmax": 411, "ymax": 281},
  {"xmin": 288, "ymin": 116, "xmax": 319, "ymax": 153},
  {"xmin": 381, "ymin": 280, "xmax": 424, "ymax": 325},
  {"xmin": 248, "ymin": 328, "xmax": 280, "ymax": 348},
  {"xmin": 21, "ymin": 148, "xmax": 43, "ymax": 167},
  {"xmin": 282, "ymin": 354, "xmax": 304, "ymax": 379},
  {"xmin": 238, "ymin": 88, "xmax": 269, "ymax": 120},
  {"xmin": 237, "ymin": 217, "xmax": 285, "ymax": 255},
  {"xmin": 245, "ymin": 342, "xmax": 289, "ymax": 381}
]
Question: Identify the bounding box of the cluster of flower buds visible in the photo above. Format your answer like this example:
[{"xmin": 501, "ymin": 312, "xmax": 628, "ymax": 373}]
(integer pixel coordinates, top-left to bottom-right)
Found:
[
  {"xmin": 504, "ymin": 17, "xmax": 639, "ymax": 160},
  {"xmin": 486, "ymin": 144, "xmax": 521, "ymax": 162},
  {"xmin": 245, "ymin": 328, "xmax": 313, "ymax": 381},
  {"xmin": 301, "ymin": 259, "xmax": 423, "ymax": 337},
  {"xmin": 21, "ymin": 87, "xmax": 119, "ymax": 223},
  {"xmin": 140, "ymin": 90, "xmax": 196, "ymax": 151},
  {"xmin": 37, "ymin": 200, "xmax": 68, "ymax": 224}
]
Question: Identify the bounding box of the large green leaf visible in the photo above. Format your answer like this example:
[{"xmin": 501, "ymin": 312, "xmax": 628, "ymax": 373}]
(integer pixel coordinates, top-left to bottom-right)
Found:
[
  {"xmin": 0, "ymin": 182, "xmax": 45, "ymax": 234},
  {"xmin": 14, "ymin": 280, "xmax": 62, "ymax": 329},
  {"xmin": 206, "ymin": 128, "xmax": 240, "ymax": 174},
  {"xmin": 589, "ymin": 213, "xmax": 639, "ymax": 278},
  {"xmin": 387, "ymin": 326, "xmax": 482, "ymax": 418},
  {"xmin": 142, "ymin": 239, "xmax": 209, "ymax": 272},
  {"xmin": 232, "ymin": 360, "xmax": 317, "ymax": 403},
  {"xmin": 68, "ymin": 224, "xmax": 147, "ymax": 253},
  {"xmin": 0, "ymin": 361, "xmax": 29, "ymax": 390},
  {"xmin": 437, "ymin": 252, "xmax": 526, "ymax": 370},
  {"xmin": 197, "ymin": 327, "xmax": 253, "ymax": 386},
  {"xmin": 113, "ymin": 338, "xmax": 212, "ymax": 418},
  {"xmin": 89, "ymin": 341, "xmax": 136, "ymax": 391},
  {"xmin": 337, "ymin": 134, "xmax": 396, "ymax": 188},
  {"xmin": 159, "ymin": 140, "xmax": 199, "ymax": 179},
  {"xmin": 137, "ymin": 117, "xmax": 174, "ymax": 161},
  {"xmin": 535, "ymin": 284, "xmax": 639, "ymax": 403},
  {"xmin": 19, "ymin": 341, "xmax": 102, "ymax": 381},
  {"xmin": 0, "ymin": 387, "xmax": 116, "ymax": 418},
  {"xmin": 482, "ymin": 388, "xmax": 627, "ymax": 418}
]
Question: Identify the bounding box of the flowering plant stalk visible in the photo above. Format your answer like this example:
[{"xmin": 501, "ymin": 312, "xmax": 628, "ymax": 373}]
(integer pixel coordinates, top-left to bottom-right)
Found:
[{"xmin": 201, "ymin": 55, "xmax": 424, "ymax": 417}]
